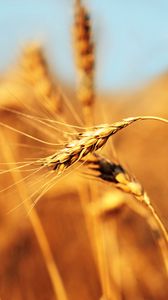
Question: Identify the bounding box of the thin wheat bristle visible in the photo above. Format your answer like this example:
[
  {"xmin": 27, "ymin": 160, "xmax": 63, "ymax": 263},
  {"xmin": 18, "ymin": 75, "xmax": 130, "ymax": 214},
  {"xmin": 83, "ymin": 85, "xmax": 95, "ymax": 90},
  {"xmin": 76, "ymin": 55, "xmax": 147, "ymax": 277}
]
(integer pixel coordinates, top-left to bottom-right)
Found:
[
  {"xmin": 73, "ymin": 0, "xmax": 95, "ymax": 123},
  {"xmin": 21, "ymin": 43, "xmax": 62, "ymax": 113}
]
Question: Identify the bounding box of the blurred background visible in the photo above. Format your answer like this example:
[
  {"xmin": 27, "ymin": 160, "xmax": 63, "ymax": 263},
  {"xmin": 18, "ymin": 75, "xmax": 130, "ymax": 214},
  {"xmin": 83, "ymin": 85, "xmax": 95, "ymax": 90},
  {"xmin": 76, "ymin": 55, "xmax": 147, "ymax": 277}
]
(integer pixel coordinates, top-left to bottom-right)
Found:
[
  {"xmin": 0, "ymin": 1, "xmax": 168, "ymax": 300},
  {"xmin": 1, "ymin": 0, "xmax": 168, "ymax": 90}
]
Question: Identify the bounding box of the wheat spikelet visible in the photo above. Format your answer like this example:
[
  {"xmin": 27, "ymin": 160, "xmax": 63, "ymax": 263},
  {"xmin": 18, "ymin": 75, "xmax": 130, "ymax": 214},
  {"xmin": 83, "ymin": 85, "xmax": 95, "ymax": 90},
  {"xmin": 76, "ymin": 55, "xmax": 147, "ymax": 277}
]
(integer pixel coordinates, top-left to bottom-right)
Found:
[
  {"xmin": 73, "ymin": 0, "xmax": 95, "ymax": 124},
  {"xmin": 21, "ymin": 43, "xmax": 62, "ymax": 113},
  {"xmin": 40, "ymin": 117, "xmax": 136, "ymax": 172},
  {"xmin": 87, "ymin": 153, "xmax": 168, "ymax": 274},
  {"xmin": 40, "ymin": 116, "xmax": 168, "ymax": 174}
]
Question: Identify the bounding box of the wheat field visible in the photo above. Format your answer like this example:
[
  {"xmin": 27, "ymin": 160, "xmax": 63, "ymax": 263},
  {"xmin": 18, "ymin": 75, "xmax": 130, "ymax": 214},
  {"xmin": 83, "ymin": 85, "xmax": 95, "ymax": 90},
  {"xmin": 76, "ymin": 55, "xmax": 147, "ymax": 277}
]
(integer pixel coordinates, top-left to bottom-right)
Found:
[{"xmin": 0, "ymin": 1, "xmax": 168, "ymax": 300}]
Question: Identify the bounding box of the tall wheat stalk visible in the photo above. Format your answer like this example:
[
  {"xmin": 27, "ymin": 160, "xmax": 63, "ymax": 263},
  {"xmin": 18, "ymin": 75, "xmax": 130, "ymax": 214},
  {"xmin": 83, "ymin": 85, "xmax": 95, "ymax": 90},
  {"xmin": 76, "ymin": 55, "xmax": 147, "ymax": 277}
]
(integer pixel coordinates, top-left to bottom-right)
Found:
[
  {"xmin": 0, "ymin": 131, "xmax": 68, "ymax": 300},
  {"xmin": 73, "ymin": 2, "xmax": 168, "ymax": 298}
]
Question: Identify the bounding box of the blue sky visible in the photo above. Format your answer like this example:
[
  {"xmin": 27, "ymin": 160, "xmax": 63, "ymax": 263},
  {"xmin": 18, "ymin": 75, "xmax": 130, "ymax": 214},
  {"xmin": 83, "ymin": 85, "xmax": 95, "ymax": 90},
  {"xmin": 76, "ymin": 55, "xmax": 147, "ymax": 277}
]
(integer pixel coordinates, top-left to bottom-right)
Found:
[{"xmin": 1, "ymin": 0, "xmax": 168, "ymax": 91}]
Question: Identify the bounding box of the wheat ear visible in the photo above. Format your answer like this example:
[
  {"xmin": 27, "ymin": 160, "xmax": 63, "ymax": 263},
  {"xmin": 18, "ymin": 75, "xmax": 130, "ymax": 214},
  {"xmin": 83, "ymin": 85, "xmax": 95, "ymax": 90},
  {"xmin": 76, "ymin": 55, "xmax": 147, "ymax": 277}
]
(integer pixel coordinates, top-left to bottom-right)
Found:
[
  {"xmin": 21, "ymin": 43, "xmax": 62, "ymax": 113},
  {"xmin": 40, "ymin": 116, "xmax": 168, "ymax": 174},
  {"xmin": 73, "ymin": 0, "xmax": 95, "ymax": 124},
  {"xmin": 87, "ymin": 153, "xmax": 168, "ymax": 274}
]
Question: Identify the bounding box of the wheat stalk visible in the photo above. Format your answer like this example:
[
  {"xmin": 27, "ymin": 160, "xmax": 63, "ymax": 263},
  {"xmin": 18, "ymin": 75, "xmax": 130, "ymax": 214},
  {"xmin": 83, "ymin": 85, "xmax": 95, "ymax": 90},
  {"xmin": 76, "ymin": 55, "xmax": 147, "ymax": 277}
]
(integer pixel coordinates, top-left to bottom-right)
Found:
[
  {"xmin": 0, "ymin": 131, "xmax": 68, "ymax": 300},
  {"xmin": 39, "ymin": 114, "xmax": 168, "ymax": 287},
  {"xmin": 72, "ymin": 3, "xmax": 113, "ymax": 296}
]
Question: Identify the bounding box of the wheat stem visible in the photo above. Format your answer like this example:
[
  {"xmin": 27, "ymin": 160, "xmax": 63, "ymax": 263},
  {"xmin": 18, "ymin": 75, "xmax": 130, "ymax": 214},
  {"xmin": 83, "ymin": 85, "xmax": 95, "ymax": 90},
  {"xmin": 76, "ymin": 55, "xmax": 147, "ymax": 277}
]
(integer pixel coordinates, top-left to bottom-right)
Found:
[{"xmin": 0, "ymin": 131, "xmax": 68, "ymax": 300}]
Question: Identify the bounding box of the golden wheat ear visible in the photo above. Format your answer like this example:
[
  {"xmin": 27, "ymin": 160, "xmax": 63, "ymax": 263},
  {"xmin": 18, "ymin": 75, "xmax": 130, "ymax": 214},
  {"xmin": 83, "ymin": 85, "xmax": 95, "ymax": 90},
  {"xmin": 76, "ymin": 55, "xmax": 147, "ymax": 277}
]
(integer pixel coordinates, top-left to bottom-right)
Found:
[
  {"xmin": 40, "ymin": 115, "xmax": 168, "ymax": 175},
  {"xmin": 21, "ymin": 43, "xmax": 63, "ymax": 113},
  {"xmin": 73, "ymin": 0, "xmax": 95, "ymax": 125},
  {"xmin": 86, "ymin": 153, "xmax": 168, "ymax": 274}
]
